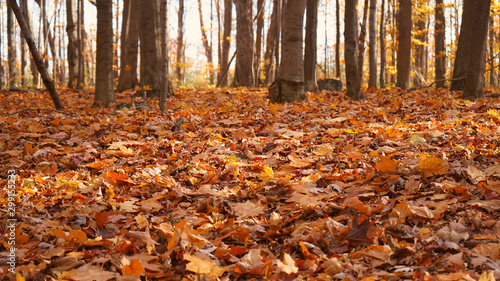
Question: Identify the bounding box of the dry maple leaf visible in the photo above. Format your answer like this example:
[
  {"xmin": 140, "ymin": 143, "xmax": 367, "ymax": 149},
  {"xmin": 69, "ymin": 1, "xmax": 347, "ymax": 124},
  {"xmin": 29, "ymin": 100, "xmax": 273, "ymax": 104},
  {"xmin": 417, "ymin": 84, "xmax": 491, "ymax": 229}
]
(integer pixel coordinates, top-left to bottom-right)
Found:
[
  {"xmin": 376, "ymin": 156, "xmax": 398, "ymax": 172},
  {"xmin": 418, "ymin": 155, "xmax": 448, "ymax": 178},
  {"xmin": 346, "ymin": 213, "xmax": 373, "ymax": 247}
]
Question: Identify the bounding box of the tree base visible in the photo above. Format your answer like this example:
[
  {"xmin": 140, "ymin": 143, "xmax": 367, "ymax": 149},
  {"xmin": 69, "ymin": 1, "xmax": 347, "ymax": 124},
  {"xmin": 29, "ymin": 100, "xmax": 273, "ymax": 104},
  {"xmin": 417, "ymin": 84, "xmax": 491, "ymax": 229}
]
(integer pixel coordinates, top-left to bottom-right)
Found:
[{"xmin": 268, "ymin": 78, "xmax": 306, "ymax": 103}]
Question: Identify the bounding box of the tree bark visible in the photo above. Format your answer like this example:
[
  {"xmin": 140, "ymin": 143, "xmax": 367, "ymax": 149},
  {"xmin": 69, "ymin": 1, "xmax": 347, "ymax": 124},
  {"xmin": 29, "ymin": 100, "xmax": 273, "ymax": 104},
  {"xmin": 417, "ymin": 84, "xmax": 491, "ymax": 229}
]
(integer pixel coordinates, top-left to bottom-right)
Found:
[
  {"xmin": 488, "ymin": 17, "xmax": 495, "ymax": 87},
  {"xmin": 94, "ymin": 0, "xmax": 114, "ymax": 107},
  {"xmin": 368, "ymin": 0, "xmax": 377, "ymax": 88},
  {"xmin": 450, "ymin": 0, "xmax": 474, "ymax": 91},
  {"xmin": 263, "ymin": 0, "xmax": 277, "ymax": 85},
  {"xmin": 254, "ymin": 0, "xmax": 265, "ymax": 86},
  {"xmin": 434, "ymin": 0, "xmax": 446, "ymax": 88},
  {"xmin": 379, "ymin": 0, "xmax": 386, "ymax": 87},
  {"xmin": 345, "ymin": 0, "xmax": 365, "ymax": 100},
  {"xmin": 7, "ymin": 1, "xmax": 17, "ymax": 88},
  {"xmin": 160, "ymin": 0, "xmax": 169, "ymax": 111},
  {"xmin": 335, "ymin": 0, "xmax": 341, "ymax": 78},
  {"xmin": 77, "ymin": 0, "xmax": 85, "ymax": 89},
  {"xmin": 268, "ymin": 0, "xmax": 307, "ymax": 103},
  {"xmin": 7, "ymin": 0, "xmax": 64, "ymax": 109},
  {"xmin": 176, "ymin": 0, "xmax": 185, "ymax": 85},
  {"xmin": 139, "ymin": 0, "xmax": 162, "ymax": 96},
  {"xmin": 304, "ymin": 0, "xmax": 318, "ymax": 92},
  {"xmin": 233, "ymin": 0, "xmax": 255, "ymax": 87},
  {"xmin": 462, "ymin": 0, "xmax": 491, "ymax": 100},
  {"xmin": 197, "ymin": 0, "xmax": 214, "ymax": 84},
  {"xmin": 66, "ymin": 0, "xmax": 79, "ymax": 89},
  {"xmin": 358, "ymin": 0, "xmax": 369, "ymax": 86},
  {"xmin": 117, "ymin": 0, "xmax": 139, "ymax": 92},
  {"xmin": 219, "ymin": 0, "xmax": 232, "ymax": 87},
  {"xmin": 396, "ymin": 0, "xmax": 412, "ymax": 89}
]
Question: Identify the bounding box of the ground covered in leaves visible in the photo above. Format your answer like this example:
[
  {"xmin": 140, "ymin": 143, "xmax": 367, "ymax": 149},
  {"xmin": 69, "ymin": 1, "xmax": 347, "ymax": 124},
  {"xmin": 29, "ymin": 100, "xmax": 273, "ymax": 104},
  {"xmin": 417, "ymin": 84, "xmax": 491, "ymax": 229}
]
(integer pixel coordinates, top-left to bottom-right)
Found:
[{"xmin": 1, "ymin": 87, "xmax": 500, "ymax": 280}]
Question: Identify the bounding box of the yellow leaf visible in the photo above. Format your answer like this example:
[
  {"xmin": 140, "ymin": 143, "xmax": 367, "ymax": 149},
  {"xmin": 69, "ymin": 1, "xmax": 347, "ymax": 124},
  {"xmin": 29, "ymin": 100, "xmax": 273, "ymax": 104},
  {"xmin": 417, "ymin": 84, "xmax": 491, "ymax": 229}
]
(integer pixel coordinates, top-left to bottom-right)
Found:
[
  {"xmin": 122, "ymin": 259, "xmax": 144, "ymax": 277},
  {"xmin": 344, "ymin": 129, "xmax": 357, "ymax": 134},
  {"xmin": 16, "ymin": 273, "xmax": 25, "ymax": 281},
  {"xmin": 67, "ymin": 229, "xmax": 88, "ymax": 244},
  {"xmin": 184, "ymin": 254, "xmax": 216, "ymax": 274},
  {"xmin": 376, "ymin": 156, "xmax": 398, "ymax": 172},
  {"xmin": 259, "ymin": 165, "xmax": 274, "ymax": 181},
  {"xmin": 418, "ymin": 156, "xmax": 448, "ymax": 178},
  {"xmin": 269, "ymin": 103, "xmax": 283, "ymax": 113}
]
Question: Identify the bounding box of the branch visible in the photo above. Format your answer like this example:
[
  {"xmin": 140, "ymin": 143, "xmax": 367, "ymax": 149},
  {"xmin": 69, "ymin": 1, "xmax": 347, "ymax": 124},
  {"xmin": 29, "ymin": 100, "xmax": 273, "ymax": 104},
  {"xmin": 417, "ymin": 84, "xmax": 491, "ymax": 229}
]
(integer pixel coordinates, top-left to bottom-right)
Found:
[{"xmin": 408, "ymin": 74, "xmax": 467, "ymax": 91}]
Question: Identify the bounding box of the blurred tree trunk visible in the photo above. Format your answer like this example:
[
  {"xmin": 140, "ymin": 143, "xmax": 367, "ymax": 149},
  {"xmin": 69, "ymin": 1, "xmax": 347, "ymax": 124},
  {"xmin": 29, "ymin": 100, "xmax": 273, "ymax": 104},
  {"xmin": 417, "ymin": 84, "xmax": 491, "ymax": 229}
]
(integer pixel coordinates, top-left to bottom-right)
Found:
[
  {"xmin": 345, "ymin": 0, "xmax": 365, "ymax": 100},
  {"xmin": 233, "ymin": 0, "xmax": 255, "ymax": 87},
  {"xmin": 254, "ymin": 0, "xmax": 265, "ymax": 86},
  {"xmin": 434, "ymin": 0, "xmax": 446, "ymax": 88},
  {"xmin": 274, "ymin": 0, "xmax": 282, "ymax": 80},
  {"xmin": 488, "ymin": 17, "xmax": 495, "ymax": 87},
  {"xmin": 77, "ymin": 0, "xmax": 84, "ymax": 89},
  {"xmin": 462, "ymin": 0, "xmax": 491, "ymax": 100},
  {"xmin": 263, "ymin": 0, "xmax": 277, "ymax": 85},
  {"xmin": 413, "ymin": 0, "xmax": 426, "ymax": 87},
  {"xmin": 197, "ymin": 0, "xmax": 214, "ymax": 84},
  {"xmin": 357, "ymin": 0, "xmax": 368, "ymax": 86},
  {"xmin": 304, "ymin": 0, "xmax": 318, "ymax": 92},
  {"xmin": 139, "ymin": 0, "xmax": 162, "ymax": 96},
  {"xmin": 396, "ymin": 0, "xmax": 411, "ymax": 89},
  {"xmin": 7, "ymin": 0, "xmax": 64, "ymax": 109},
  {"xmin": 379, "ymin": 0, "xmax": 386, "ymax": 87},
  {"xmin": 335, "ymin": 0, "xmax": 340, "ymax": 78},
  {"xmin": 450, "ymin": 0, "xmax": 474, "ymax": 91},
  {"xmin": 117, "ymin": 0, "xmax": 139, "ymax": 92},
  {"xmin": 368, "ymin": 0, "xmax": 377, "ymax": 88},
  {"xmin": 7, "ymin": 1, "xmax": 17, "ymax": 88},
  {"xmin": 94, "ymin": 0, "xmax": 115, "ymax": 107},
  {"xmin": 34, "ymin": 0, "xmax": 57, "ymax": 82},
  {"xmin": 66, "ymin": 0, "xmax": 79, "ymax": 89},
  {"xmin": 160, "ymin": 0, "xmax": 170, "ymax": 111},
  {"xmin": 176, "ymin": 0, "xmax": 185, "ymax": 85},
  {"xmin": 219, "ymin": 0, "xmax": 232, "ymax": 87},
  {"xmin": 268, "ymin": 0, "xmax": 307, "ymax": 103}
]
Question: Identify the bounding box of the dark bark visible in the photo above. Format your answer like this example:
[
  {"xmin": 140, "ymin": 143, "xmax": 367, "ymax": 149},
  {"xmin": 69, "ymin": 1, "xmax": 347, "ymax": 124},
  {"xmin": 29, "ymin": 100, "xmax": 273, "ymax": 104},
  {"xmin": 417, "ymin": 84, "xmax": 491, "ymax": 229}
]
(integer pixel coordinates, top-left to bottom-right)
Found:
[
  {"xmin": 450, "ymin": 0, "xmax": 473, "ymax": 91},
  {"xmin": 335, "ymin": 0, "xmax": 341, "ymax": 78},
  {"xmin": 66, "ymin": 0, "xmax": 78, "ymax": 88},
  {"xmin": 434, "ymin": 0, "xmax": 446, "ymax": 88},
  {"xmin": 139, "ymin": 0, "xmax": 162, "ymax": 96},
  {"xmin": 345, "ymin": 0, "xmax": 365, "ymax": 100},
  {"xmin": 255, "ymin": 0, "xmax": 265, "ymax": 85},
  {"xmin": 219, "ymin": 0, "xmax": 232, "ymax": 87},
  {"xmin": 94, "ymin": 0, "xmax": 115, "ymax": 107},
  {"xmin": 462, "ymin": 0, "xmax": 491, "ymax": 100},
  {"xmin": 117, "ymin": 0, "xmax": 139, "ymax": 92},
  {"xmin": 160, "ymin": 0, "xmax": 169, "ymax": 111},
  {"xmin": 488, "ymin": 17, "xmax": 495, "ymax": 87},
  {"xmin": 263, "ymin": 0, "xmax": 277, "ymax": 84},
  {"xmin": 368, "ymin": 0, "xmax": 377, "ymax": 88},
  {"xmin": 357, "ymin": 0, "xmax": 369, "ymax": 86},
  {"xmin": 77, "ymin": 0, "xmax": 84, "ymax": 89},
  {"xmin": 7, "ymin": 0, "xmax": 64, "ymax": 109},
  {"xmin": 176, "ymin": 0, "xmax": 185, "ymax": 85},
  {"xmin": 233, "ymin": 0, "xmax": 254, "ymax": 87},
  {"xmin": 396, "ymin": 0, "xmax": 412, "ymax": 89},
  {"xmin": 304, "ymin": 0, "xmax": 318, "ymax": 92},
  {"xmin": 268, "ymin": 0, "xmax": 307, "ymax": 103},
  {"xmin": 379, "ymin": 0, "xmax": 386, "ymax": 87},
  {"xmin": 7, "ymin": 1, "xmax": 17, "ymax": 88}
]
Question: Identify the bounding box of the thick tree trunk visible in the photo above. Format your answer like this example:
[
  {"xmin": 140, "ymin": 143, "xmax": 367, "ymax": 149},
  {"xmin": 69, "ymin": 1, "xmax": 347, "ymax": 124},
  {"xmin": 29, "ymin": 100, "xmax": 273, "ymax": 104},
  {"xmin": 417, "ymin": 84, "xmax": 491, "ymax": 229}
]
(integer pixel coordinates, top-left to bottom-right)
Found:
[
  {"xmin": 268, "ymin": 0, "xmax": 307, "ymax": 103},
  {"xmin": 368, "ymin": 0, "xmax": 377, "ymax": 88},
  {"xmin": 263, "ymin": 0, "xmax": 277, "ymax": 85},
  {"xmin": 345, "ymin": 0, "xmax": 365, "ymax": 100},
  {"xmin": 450, "ymin": 0, "xmax": 474, "ymax": 91},
  {"xmin": 304, "ymin": 0, "xmax": 318, "ymax": 92},
  {"xmin": 462, "ymin": 0, "xmax": 491, "ymax": 100},
  {"xmin": 7, "ymin": 0, "xmax": 64, "ymax": 109},
  {"xmin": 379, "ymin": 0, "xmax": 386, "ymax": 87},
  {"xmin": 94, "ymin": 0, "xmax": 114, "ymax": 107},
  {"xmin": 117, "ymin": 0, "xmax": 139, "ymax": 92},
  {"xmin": 219, "ymin": 0, "xmax": 232, "ymax": 87},
  {"xmin": 233, "ymin": 0, "xmax": 254, "ymax": 87},
  {"xmin": 139, "ymin": 0, "xmax": 162, "ymax": 96},
  {"xmin": 7, "ymin": 1, "xmax": 17, "ymax": 88},
  {"xmin": 396, "ymin": 0, "xmax": 412, "ymax": 89},
  {"xmin": 434, "ymin": 0, "xmax": 446, "ymax": 88},
  {"xmin": 160, "ymin": 0, "xmax": 169, "ymax": 111},
  {"xmin": 66, "ymin": 0, "xmax": 79, "ymax": 89},
  {"xmin": 176, "ymin": 0, "xmax": 185, "ymax": 85},
  {"xmin": 197, "ymin": 0, "xmax": 214, "ymax": 84}
]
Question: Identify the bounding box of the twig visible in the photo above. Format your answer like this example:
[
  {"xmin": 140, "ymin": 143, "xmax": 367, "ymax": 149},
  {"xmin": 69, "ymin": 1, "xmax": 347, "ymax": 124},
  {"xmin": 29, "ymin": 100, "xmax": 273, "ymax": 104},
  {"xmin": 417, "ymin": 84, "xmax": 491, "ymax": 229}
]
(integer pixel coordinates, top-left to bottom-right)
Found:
[
  {"xmin": 409, "ymin": 74, "xmax": 467, "ymax": 91},
  {"xmin": 5, "ymin": 108, "xmax": 77, "ymax": 117}
]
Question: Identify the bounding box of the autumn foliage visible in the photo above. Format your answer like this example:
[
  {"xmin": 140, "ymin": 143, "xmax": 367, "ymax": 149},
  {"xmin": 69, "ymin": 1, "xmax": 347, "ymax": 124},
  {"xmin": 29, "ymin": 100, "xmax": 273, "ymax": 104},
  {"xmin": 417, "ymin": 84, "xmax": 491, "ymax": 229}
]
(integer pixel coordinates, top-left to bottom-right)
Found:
[{"xmin": 1, "ymin": 87, "xmax": 500, "ymax": 280}]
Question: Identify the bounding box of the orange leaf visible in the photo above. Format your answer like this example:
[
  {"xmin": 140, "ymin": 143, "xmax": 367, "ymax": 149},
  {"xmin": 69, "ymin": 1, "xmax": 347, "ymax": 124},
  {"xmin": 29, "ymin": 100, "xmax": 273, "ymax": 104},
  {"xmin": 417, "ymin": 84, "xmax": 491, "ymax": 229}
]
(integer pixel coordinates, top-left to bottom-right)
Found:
[
  {"xmin": 376, "ymin": 156, "xmax": 398, "ymax": 172},
  {"xmin": 122, "ymin": 259, "xmax": 144, "ymax": 276},
  {"xmin": 96, "ymin": 212, "xmax": 109, "ymax": 229},
  {"xmin": 67, "ymin": 229, "xmax": 87, "ymax": 244},
  {"xmin": 418, "ymin": 156, "xmax": 448, "ymax": 178}
]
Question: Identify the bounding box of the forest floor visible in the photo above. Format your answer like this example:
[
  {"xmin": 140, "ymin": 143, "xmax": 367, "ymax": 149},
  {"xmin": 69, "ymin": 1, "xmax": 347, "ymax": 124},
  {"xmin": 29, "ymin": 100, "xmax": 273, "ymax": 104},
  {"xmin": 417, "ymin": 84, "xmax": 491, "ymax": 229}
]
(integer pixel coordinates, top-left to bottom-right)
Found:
[{"xmin": 1, "ymin": 87, "xmax": 500, "ymax": 281}]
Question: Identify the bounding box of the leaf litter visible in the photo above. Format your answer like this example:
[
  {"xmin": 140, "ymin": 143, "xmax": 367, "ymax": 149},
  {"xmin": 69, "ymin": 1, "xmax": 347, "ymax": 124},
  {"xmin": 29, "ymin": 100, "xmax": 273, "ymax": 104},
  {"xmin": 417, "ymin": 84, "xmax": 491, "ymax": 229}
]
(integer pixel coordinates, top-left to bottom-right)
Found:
[{"xmin": 1, "ymin": 87, "xmax": 500, "ymax": 280}]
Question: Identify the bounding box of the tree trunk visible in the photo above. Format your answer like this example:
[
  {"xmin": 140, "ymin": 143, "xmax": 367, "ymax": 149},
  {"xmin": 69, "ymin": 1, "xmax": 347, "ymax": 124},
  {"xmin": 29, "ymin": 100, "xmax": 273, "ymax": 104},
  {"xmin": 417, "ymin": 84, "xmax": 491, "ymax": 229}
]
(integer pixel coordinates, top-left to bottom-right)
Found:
[
  {"xmin": 77, "ymin": 0, "xmax": 85, "ymax": 89},
  {"xmin": 450, "ymin": 0, "xmax": 473, "ymax": 91},
  {"xmin": 357, "ymin": 0, "xmax": 369, "ymax": 86},
  {"xmin": 368, "ymin": 0, "xmax": 377, "ymax": 88},
  {"xmin": 379, "ymin": 0, "xmax": 386, "ymax": 87},
  {"xmin": 7, "ymin": 1, "xmax": 18, "ymax": 88},
  {"xmin": 254, "ymin": 0, "xmax": 265, "ymax": 86},
  {"xmin": 345, "ymin": 0, "xmax": 365, "ymax": 100},
  {"xmin": 263, "ymin": 0, "xmax": 277, "ymax": 85},
  {"xmin": 117, "ymin": 0, "xmax": 139, "ymax": 92},
  {"xmin": 197, "ymin": 0, "xmax": 214, "ymax": 84},
  {"xmin": 488, "ymin": 17, "xmax": 495, "ymax": 87},
  {"xmin": 139, "ymin": 0, "xmax": 162, "ymax": 96},
  {"xmin": 304, "ymin": 0, "xmax": 318, "ymax": 92},
  {"xmin": 434, "ymin": 0, "xmax": 445, "ymax": 88},
  {"xmin": 66, "ymin": 0, "xmax": 79, "ymax": 89},
  {"xmin": 274, "ymin": 0, "xmax": 282, "ymax": 79},
  {"xmin": 413, "ymin": 0, "xmax": 426, "ymax": 87},
  {"xmin": 94, "ymin": 0, "xmax": 115, "ymax": 107},
  {"xmin": 233, "ymin": 0, "xmax": 254, "ymax": 87},
  {"xmin": 176, "ymin": 0, "xmax": 185, "ymax": 85},
  {"xmin": 7, "ymin": 0, "xmax": 64, "ymax": 109},
  {"xmin": 219, "ymin": 0, "xmax": 232, "ymax": 87},
  {"xmin": 396, "ymin": 0, "xmax": 412, "ymax": 89},
  {"xmin": 335, "ymin": 0, "xmax": 341, "ymax": 78},
  {"xmin": 268, "ymin": 0, "xmax": 307, "ymax": 103},
  {"xmin": 462, "ymin": 0, "xmax": 491, "ymax": 100},
  {"xmin": 160, "ymin": 0, "xmax": 169, "ymax": 111}
]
